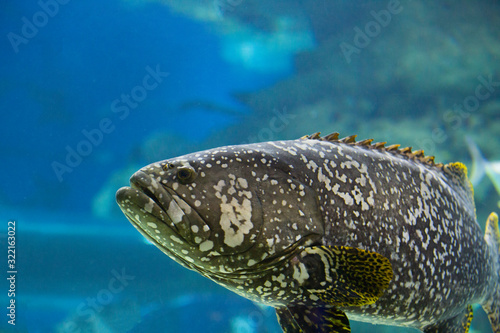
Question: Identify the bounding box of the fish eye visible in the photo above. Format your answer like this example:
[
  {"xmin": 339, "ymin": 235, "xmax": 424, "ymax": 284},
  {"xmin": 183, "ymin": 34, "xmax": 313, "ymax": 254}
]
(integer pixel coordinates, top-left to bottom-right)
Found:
[{"xmin": 176, "ymin": 166, "xmax": 197, "ymax": 184}]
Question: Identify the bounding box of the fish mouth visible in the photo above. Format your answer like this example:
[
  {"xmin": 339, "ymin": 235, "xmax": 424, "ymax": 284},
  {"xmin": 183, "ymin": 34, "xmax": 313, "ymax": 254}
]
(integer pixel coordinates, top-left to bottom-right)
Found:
[
  {"xmin": 116, "ymin": 170, "xmax": 210, "ymax": 256},
  {"xmin": 116, "ymin": 171, "xmax": 172, "ymax": 228}
]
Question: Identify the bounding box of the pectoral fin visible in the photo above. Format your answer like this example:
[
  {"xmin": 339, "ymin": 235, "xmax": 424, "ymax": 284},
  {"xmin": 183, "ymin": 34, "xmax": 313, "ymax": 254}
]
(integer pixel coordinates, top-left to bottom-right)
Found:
[
  {"xmin": 299, "ymin": 245, "xmax": 393, "ymax": 306},
  {"xmin": 276, "ymin": 307, "xmax": 302, "ymax": 333},
  {"xmin": 276, "ymin": 305, "xmax": 350, "ymax": 333}
]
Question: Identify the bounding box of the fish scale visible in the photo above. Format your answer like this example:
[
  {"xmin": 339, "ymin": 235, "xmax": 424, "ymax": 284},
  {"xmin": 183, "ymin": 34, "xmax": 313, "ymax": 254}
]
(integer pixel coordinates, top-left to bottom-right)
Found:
[{"xmin": 116, "ymin": 132, "xmax": 500, "ymax": 333}]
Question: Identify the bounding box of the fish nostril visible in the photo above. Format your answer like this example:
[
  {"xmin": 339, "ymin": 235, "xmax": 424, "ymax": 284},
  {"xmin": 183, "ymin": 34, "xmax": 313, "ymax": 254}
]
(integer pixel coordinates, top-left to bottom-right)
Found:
[{"xmin": 163, "ymin": 163, "xmax": 175, "ymax": 171}]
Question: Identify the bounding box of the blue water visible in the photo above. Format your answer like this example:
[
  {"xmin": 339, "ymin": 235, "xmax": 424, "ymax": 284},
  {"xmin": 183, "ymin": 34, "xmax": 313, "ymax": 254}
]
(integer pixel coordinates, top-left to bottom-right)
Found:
[
  {"xmin": 1, "ymin": 0, "xmax": 285, "ymax": 212},
  {"xmin": 1, "ymin": 0, "xmax": 499, "ymax": 332}
]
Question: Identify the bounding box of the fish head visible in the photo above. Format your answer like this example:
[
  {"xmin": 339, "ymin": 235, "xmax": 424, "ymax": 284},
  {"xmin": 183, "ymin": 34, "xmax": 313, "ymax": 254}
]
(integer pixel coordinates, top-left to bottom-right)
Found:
[{"xmin": 116, "ymin": 144, "xmax": 324, "ymax": 284}]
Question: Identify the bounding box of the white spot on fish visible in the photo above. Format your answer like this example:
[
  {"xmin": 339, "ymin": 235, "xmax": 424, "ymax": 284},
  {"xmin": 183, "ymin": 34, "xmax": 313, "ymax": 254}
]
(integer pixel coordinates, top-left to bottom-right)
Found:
[
  {"xmin": 170, "ymin": 235, "xmax": 184, "ymax": 244},
  {"xmin": 167, "ymin": 200, "xmax": 184, "ymax": 223},
  {"xmin": 199, "ymin": 240, "xmax": 214, "ymax": 252},
  {"xmin": 219, "ymin": 193, "xmax": 254, "ymax": 248},
  {"xmin": 144, "ymin": 199, "xmax": 154, "ymax": 214},
  {"xmin": 237, "ymin": 178, "xmax": 248, "ymax": 189}
]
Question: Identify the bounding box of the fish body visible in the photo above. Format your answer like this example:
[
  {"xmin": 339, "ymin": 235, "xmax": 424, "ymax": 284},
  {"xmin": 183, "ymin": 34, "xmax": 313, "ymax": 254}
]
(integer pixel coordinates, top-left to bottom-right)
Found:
[{"xmin": 116, "ymin": 133, "xmax": 500, "ymax": 332}]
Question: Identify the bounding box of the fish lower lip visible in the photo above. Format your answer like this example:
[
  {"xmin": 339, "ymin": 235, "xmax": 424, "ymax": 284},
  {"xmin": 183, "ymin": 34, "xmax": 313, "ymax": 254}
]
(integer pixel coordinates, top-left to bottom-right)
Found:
[
  {"xmin": 119, "ymin": 170, "xmax": 211, "ymax": 248},
  {"xmin": 124, "ymin": 171, "xmax": 201, "ymax": 242},
  {"xmin": 116, "ymin": 185, "xmax": 198, "ymax": 270},
  {"xmin": 117, "ymin": 171, "xmax": 172, "ymax": 224},
  {"xmin": 116, "ymin": 185, "xmax": 165, "ymax": 221},
  {"xmin": 115, "ymin": 186, "xmax": 135, "ymax": 206}
]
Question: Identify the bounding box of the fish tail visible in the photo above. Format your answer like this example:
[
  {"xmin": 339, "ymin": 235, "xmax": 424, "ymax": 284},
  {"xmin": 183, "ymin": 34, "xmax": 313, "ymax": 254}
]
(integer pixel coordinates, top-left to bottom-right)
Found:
[{"xmin": 482, "ymin": 212, "xmax": 500, "ymax": 333}]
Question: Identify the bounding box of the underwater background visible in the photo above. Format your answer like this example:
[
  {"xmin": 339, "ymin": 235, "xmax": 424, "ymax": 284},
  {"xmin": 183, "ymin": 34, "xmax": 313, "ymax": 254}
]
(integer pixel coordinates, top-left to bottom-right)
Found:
[{"xmin": 0, "ymin": 0, "xmax": 499, "ymax": 332}]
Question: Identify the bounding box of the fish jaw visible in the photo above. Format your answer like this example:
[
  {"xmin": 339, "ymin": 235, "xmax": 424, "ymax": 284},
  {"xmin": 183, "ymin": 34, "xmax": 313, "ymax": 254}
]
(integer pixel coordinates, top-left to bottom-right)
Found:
[{"xmin": 115, "ymin": 171, "xmax": 212, "ymax": 270}]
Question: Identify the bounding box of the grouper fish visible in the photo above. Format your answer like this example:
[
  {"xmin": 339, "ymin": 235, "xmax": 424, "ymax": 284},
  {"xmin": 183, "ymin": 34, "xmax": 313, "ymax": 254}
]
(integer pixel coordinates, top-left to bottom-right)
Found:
[{"xmin": 116, "ymin": 132, "xmax": 500, "ymax": 333}]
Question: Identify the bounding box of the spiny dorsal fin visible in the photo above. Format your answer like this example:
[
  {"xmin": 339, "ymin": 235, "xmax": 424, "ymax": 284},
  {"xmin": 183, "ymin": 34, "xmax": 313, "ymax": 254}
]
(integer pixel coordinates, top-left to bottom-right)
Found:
[
  {"xmin": 324, "ymin": 132, "xmax": 340, "ymax": 141},
  {"xmin": 339, "ymin": 134, "xmax": 357, "ymax": 143},
  {"xmin": 355, "ymin": 138, "xmax": 374, "ymax": 146},
  {"xmin": 309, "ymin": 132, "xmax": 321, "ymax": 140},
  {"xmin": 413, "ymin": 149, "xmax": 425, "ymax": 157},
  {"xmin": 301, "ymin": 132, "xmax": 468, "ymax": 180},
  {"xmin": 385, "ymin": 144, "xmax": 400, "ymax": 151},
  {"xmin": 373, "ymin": 142, "xmax": 386, "ymax": 149}
]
